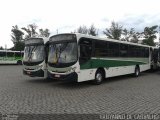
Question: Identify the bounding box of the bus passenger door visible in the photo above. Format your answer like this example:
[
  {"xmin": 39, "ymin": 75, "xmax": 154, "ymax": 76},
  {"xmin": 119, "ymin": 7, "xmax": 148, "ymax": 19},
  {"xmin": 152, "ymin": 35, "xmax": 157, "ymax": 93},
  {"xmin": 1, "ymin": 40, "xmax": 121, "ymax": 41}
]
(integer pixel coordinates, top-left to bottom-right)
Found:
[{"xmin": 78, "ymin": 38, "xmax": 94, "ymax": 82}]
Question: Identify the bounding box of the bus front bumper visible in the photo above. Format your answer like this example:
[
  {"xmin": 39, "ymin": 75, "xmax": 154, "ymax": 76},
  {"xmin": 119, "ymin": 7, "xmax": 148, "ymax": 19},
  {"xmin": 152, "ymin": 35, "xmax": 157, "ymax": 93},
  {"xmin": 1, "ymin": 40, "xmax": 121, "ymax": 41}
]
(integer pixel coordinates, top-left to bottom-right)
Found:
[
  {"xmin": 23, "ymin": 69, "xmax": 44, "ymax": 77},
  {"xmin": 48, "ymin": 72, "xmax": 78, "ymax": 82}
]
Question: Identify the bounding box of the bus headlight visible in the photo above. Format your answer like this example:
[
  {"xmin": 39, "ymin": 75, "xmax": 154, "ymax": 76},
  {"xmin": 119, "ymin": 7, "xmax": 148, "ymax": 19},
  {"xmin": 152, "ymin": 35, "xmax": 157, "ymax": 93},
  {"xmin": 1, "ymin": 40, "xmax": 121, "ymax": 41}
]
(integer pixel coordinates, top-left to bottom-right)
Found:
[
  {"xmin": 39, "ymin": 65, "xmax": 43, "ymax": 68},
  {"xmin": 36, "ymin": 65, "xmax": 43, "ymax": 70},
  {"xmin": 67, "ymin": 67, "xmax": 77, "ymax": 74}
]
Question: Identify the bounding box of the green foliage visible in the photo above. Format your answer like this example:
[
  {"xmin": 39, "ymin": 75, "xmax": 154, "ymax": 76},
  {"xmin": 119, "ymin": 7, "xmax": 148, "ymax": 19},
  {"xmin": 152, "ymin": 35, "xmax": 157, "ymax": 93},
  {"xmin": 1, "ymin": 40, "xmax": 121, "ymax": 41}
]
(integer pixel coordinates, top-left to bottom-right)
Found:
[
  {"xmin": 121, "ymin": 28, "xmax": 133, "ymax": 41},
  {"xmin": 10, "ymin": 22, "xmax": 158, "ymax": 51},
  {"xmin": 142, "ymin": 38, "xmax": 155, "ymax": 46},
  {"xmin": 22, "ymin": 23, "xmax": 51, "ymax": 38},
  {"xmin": 11, "ymin": 23, "xmax": 51, "ymax": 51},
  {"xmin": 121, "ymin": 28, "xmax": 140, "ymax": 43},
  {"xmin": 11, "ymin": 25, "xmax": 24, "ymax": 44},
  {"xmin": 88, "ymin": 24, "xmax": 98, "ymax": 36},
  {"xmin": 76, "ymin": 25, "xmax": 98, "ymax": 36},
  {"xmin": 13, "ymin": 42, "xmax": 25, "ymax": 51},
  {"xmin": 22, "ymin": 23, "xmax": 38, "ymax": 39},
  {"xmin": 11, "ymin": 25, "xmax": 24, "ymax": 51},
  {"xmin": 77, "ymin": 25, "xmax": 88, "ymax": 34},
  {"xmin": 142, "ymin": 25, "xmax": 158, "ymax": 46},
  {"xmin": 103, "ymin": 21, "xmax": 123, "ymax": 40},
  {"xmin": 39, "ymin": 28, "xmax": 50, "ymax": 37},
  {"xmin": 0, "ymin": 46, "xmax": 4, "ymax": 50},
  {"xmin": 130, "ymin": 33, "xmax": 140, "ymax": 43}
]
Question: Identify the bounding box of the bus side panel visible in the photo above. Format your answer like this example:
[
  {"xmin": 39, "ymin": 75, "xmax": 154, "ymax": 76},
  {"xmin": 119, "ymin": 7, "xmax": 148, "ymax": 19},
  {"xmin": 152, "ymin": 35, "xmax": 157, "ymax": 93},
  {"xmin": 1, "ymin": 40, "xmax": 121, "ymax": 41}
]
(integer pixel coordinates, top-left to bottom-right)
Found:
[
  {"xmin": 77, "ymin": 69, "xmax": 97, "ymax": 82},
  {"xmin": 105, "ymin": 64, "xmax": 150, "ymax": 78},
  {"xmin": 78, "ymin": 66, "xmax": 136, "ymax": 82},
  {"xmin": 104, "ymin": 66, "xmax": 135, "ymax": 78},
  {"xmin": 0, "ymin": 60, "xmax": 17, "ymax": 64},
  {"xmin": 77, "ymin": 64, "xmax": 150, "ymax": 82},
  {"xmin": 139, "ymin": 64, "xmax": 150, "ymax": 72}
]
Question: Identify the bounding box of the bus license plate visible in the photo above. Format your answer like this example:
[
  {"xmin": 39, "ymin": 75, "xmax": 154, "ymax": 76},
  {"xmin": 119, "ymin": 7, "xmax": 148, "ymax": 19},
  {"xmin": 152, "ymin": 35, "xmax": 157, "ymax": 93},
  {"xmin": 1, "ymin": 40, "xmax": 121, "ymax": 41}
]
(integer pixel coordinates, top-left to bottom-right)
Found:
[
  {"xmin": 27, "ymin": 71, "xmax": 31, "ymax": 75},
  {"xmin": 55, "ymin": 74, "xmax": 60, "ymax": 78}
]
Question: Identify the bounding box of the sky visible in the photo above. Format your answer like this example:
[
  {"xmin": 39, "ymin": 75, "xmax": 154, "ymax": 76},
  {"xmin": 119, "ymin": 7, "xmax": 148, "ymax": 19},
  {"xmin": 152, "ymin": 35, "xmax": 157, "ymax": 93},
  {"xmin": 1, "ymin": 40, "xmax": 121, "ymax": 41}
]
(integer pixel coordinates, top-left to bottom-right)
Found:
[{"xmin": 0, "ymin": 0, "xmax": 160, "ymax": 48}]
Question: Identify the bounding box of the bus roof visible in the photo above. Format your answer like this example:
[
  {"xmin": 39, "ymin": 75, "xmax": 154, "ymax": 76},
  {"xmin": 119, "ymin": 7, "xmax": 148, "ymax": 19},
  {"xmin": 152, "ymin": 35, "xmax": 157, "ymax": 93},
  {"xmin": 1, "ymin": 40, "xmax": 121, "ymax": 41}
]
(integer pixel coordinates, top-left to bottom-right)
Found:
[
  {"xmin": 50, "ymin": 33, "xmax": 155, "ymax": 48},
  {"xmin": 25, "ymin": 37, "xmax": 49, "ymax": 45},
  {"xmin": 75, "ymin": 33, "xmax": 153, "ymax": 48}
]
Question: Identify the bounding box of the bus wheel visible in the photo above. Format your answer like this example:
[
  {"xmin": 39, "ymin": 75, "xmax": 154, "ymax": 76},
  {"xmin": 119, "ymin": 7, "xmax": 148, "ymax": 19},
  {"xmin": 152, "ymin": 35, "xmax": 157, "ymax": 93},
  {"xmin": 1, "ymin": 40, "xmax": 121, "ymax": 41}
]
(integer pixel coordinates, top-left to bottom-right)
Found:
[
  {"xmin": 134, "ymin": 66, "xmax": 140, "ymax": 77},
  {"xmin": 93, "ymin": 70, "xmax": 104, "ymax": 85},
  {"xmin": 17, "ymin": 60, "xmax": 22, "ymax": 65}
]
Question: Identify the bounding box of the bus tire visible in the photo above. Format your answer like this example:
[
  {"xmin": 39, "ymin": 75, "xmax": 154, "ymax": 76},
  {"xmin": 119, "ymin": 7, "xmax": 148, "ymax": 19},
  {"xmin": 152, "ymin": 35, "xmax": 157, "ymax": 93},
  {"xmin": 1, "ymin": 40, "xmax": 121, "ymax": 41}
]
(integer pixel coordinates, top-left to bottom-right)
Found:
[
  {"xmin": 134, "ymin": 66, "xmax": 140, "ymax": 77},
  {"xmin": 17, "ymin": 60, "xmax": 22, "ymax": 65},
  {"xmin": 93, "ymin": 70, "xmax": 104, "ymax": 85}
]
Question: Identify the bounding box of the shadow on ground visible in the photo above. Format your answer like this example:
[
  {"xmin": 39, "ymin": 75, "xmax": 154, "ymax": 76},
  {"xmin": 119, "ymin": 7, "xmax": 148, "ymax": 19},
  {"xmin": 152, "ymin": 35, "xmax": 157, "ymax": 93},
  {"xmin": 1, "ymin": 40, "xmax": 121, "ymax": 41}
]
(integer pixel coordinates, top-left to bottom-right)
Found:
[
  {"xmin": 24, "ymin": 70, "xmax": 160, "ymax": 89},
  {"xmin": 54, "ymin": 73, "xmax": 137, "ymax": 89},
  {"xmin": 26, "ymin": 78, "xmax": 58, "ymax": 84}
]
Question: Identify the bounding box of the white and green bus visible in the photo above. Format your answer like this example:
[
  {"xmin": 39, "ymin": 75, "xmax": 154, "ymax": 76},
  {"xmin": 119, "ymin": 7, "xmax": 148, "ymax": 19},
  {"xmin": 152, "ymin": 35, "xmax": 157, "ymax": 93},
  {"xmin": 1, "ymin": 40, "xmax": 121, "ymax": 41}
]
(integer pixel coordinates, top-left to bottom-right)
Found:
[
  {"xmin": 47, "ymin": 33, "xmax": 151, "ymax": 84},
  {"xmin": 23, "ymin": 37, "xmax": 49, "ymax": 78},
  {"xmin": 0, "ymin": 50, "xmax": 23, "ymax": 64}
]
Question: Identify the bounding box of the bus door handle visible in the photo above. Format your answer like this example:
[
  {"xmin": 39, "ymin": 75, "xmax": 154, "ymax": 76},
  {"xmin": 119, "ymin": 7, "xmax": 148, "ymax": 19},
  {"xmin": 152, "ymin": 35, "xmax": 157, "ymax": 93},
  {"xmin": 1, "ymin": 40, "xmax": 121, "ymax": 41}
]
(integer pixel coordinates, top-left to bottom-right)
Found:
[{"xmin": 90, "ymin": 70, "xmax": 93, "ymax": 74}]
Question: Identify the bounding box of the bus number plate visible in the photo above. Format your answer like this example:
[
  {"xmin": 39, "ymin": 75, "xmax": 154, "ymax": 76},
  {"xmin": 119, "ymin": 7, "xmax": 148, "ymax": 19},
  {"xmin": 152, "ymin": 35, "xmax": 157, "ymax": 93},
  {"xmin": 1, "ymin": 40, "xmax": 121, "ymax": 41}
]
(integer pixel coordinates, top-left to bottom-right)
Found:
[
  {"xmin": 27, "ymin": 71, "xmax": 31, "ymax": 74},
  {"xmin": 55, "ymin": 74, "xmax": 60, "ymax": 78}
]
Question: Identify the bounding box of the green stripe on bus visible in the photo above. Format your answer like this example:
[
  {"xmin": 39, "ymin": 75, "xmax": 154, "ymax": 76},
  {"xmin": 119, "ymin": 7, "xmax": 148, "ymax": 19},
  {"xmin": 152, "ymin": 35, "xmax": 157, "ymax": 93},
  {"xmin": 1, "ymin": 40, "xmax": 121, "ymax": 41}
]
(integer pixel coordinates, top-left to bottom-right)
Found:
[{"xmin": 80, "ymin": 59, "xmax": 147, "ymax": 69}]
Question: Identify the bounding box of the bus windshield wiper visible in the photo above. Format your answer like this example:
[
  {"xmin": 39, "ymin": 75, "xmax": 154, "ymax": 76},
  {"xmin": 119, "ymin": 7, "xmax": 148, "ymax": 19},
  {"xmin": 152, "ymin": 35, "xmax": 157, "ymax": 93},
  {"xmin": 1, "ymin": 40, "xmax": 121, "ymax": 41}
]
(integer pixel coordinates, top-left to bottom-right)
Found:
[
  {"xmin": 28, "ymin": 46, "xmax": 37, "ymax": 61},
  {"xmin": 57, "ymin": 43, "xmax": 68, "ymax": 63}
]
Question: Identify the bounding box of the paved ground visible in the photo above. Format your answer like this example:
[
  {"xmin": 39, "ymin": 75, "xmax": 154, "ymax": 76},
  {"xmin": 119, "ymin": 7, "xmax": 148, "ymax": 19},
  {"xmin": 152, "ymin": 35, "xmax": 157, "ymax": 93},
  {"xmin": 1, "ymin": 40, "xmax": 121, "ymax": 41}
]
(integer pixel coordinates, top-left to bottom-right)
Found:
[{"xmin": 0, "ymin": 65, "xmax": 160, "ymax": 119}]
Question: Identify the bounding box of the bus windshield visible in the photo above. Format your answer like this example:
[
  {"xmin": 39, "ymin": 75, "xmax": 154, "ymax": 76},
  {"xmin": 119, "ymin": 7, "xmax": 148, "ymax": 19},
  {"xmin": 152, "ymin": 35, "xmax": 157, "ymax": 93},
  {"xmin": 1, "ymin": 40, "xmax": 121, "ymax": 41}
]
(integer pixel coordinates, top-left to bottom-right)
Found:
[
  {"xmin": 48, "ymin": 42, "xmax": 77, "ymax": 67},
  {"xmin": 23, "ymin": 45, "xmax": 44, "ymax": 62}
]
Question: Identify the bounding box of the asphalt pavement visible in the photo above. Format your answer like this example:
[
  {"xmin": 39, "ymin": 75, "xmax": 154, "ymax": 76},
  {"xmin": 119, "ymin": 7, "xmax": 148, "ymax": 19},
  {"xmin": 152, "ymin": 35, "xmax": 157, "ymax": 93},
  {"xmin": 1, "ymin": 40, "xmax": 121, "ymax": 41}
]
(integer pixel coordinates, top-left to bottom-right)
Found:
[{"xmin": 0, "ymin": 65, "xmax": 160, "ymax": 119}]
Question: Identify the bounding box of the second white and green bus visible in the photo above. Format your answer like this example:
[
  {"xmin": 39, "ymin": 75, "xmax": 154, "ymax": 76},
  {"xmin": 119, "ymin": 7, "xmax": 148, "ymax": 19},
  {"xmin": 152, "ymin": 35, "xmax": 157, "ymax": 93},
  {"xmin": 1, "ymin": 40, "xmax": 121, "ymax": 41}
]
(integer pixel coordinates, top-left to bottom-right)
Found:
[
  {"xmin": 47, "ymin": 33, "xmax": 151, "ymax": 84},
  {"xmin": 23, "ymin": 37, "xmax": 49, "ymax": 78},
  {"xmin": 0, "ymin": 50, "xmax": 23, "ymax": 64}
]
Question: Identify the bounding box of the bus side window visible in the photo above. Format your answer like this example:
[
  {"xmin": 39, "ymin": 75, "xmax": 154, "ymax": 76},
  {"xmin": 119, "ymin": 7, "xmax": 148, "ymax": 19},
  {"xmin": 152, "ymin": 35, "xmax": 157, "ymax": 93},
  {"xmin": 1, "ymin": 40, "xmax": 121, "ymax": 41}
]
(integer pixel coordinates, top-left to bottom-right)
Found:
[
  {"xmin": 108, "ymin": 42, "xmax": 119, "ymax": 57},
  {"xmin": 0, "ymin": 51, "xmax": 5, "ymax": 57},
  {"xmin": 145, "ymin": 48, "xmax": 149, "ymax": 58},
  {"xmin": 7, "ymin": 52, "xmax": 14, "ymax": 58},
  {"xmin": 79, "ymin": 38, "xmax": 92, "ymax": 64},
  {"xmin": 95, "ymin": 40, "xmax": 108, "ymax": 57},
  {"xmin": 120, "ymin": 44, "xmax": 128, "ymax": 57},
  {"xmin": 15, "ymin": 52, "xmax": 21, "ymax": 57},
  {"xmin": 80, "ymin": 45, "xmax": 91, "ymax": 58}
]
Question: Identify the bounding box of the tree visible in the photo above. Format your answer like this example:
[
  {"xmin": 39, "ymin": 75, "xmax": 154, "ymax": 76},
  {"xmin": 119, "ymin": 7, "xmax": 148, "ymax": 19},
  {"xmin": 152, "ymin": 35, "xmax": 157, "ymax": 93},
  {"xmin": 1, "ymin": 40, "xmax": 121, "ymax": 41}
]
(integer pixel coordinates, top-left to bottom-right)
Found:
[
  {"xmin": 0, "ymin": 46, "xmax": 4, "ymax": 50},
  {"xmin": 22, "ymin": 23, "xmax": 38, "ymax": 39},
  {"xmin": 77, "ymin": 25, "xmax": 88, "ymax": 34},
  {"xmin": 103, "ymin": 21, "xmax": 123, "ymax": 40},
  {"xmin": 142, "ymin": 25, "xmax": 158, "ymax": 46},
  {"xmin": 39, "ymin": 28, "xmax": 50, "ymax": 37},
  {"xmin": 121, "ymin": 28, "xmax": 134, "ymax": 42},
  {"xmin": 88, "ymin": 24, "xmax": 98, "ymax": 36},
  {"xmin": 121, "ymin": 28, "xmax": 140, "ymax": 43},
  {"xmin": 11, "ymin": 25, "xmax": 24, "ymax": 51},
  {"xmin": 130, "ymin": 33, "xmax": 140, "ymax": 43}
]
